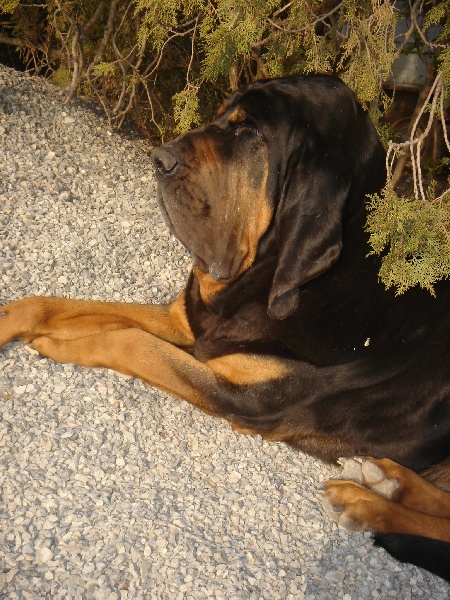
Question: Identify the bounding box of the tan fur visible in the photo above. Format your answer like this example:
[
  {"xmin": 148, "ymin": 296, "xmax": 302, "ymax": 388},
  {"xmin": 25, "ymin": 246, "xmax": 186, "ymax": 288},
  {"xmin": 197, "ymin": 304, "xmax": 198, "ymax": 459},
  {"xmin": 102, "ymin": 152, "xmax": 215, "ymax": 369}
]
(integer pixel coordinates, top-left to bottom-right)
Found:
[
  {"xmin": 207, "ymin": 353, "xmax": 288, "ymax": 385},
  {"xmin": 325, "ymin": 479, "xmax": 450, "ymax": 542},
  {"xmin": 195, "ymin": 268, "xmax": 228, "ymax": 305}
]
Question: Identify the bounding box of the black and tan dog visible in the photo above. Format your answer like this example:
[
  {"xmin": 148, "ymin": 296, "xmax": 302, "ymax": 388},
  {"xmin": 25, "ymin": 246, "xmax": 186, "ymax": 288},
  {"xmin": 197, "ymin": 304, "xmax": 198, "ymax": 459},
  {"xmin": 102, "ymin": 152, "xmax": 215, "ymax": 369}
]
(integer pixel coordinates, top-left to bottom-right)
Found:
[{"xmin": 1, "ymin": 74, "xmax": 449, "ymax": 581}]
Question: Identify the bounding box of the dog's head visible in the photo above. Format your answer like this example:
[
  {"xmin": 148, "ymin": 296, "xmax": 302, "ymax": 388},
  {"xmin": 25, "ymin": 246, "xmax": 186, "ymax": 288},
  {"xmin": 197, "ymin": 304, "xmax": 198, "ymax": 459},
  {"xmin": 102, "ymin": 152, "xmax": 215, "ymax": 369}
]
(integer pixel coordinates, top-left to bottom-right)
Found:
[{"xmin": 152, "ymin": 75, "xmax": 386, "ymax": 319}]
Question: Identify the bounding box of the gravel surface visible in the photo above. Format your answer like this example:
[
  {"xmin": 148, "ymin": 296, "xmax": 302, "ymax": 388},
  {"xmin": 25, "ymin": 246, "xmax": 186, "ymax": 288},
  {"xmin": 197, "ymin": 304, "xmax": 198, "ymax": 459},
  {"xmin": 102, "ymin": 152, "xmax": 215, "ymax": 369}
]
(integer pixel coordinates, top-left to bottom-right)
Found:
[{"xmin": 0, "ymin": 64, "xmax": 448, "ymax": 599}]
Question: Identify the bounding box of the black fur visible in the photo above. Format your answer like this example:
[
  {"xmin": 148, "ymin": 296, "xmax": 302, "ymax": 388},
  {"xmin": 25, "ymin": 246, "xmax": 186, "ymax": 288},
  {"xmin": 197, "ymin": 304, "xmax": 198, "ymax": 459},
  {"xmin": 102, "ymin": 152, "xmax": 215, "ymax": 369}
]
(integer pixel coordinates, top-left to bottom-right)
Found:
[
  {"xmin": 374, "ymin": 534, "xmax": 450, "ymax": 583},
  {"xmin": 152, "ymin": 74, "xmax": 450, "ymax": 580}
]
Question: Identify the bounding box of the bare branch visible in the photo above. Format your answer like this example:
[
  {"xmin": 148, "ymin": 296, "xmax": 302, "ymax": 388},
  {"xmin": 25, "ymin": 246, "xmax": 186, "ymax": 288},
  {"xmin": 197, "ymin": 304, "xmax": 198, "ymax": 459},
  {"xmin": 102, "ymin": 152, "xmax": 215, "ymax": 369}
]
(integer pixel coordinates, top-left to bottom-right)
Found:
[
  {"xmin": 395, "ymin": 0, "xmax": 422, "ymax": 55},
  {"xmin": 388, "ymin": 71, "xmax": 445, "ymax": 201},
  {"xmin": 0, "ymin": 35, "xmax": 23, "ymax": 47},
  {"xmin": 409, "ymin": 1, "xmax": 447, "ymax": 50},
  {"xmin": 272, "ymin": 2, "xmax": 294, "ymax": 20},
  {"xmin": 440, "ymin": 86, "xmax": 450, "ymax": 155},
  {"xmin": 268, "ymin": 0, "xmax": 346, "ymax": 35},
  {"xmin": 390, "ymin": 61, "xmax": 436, "ymax": 189},
  {"xmin": 85, "ymin": 0, "xmax": 117, "ymax": 78},
  {"xmin": 63, "ymin": 23, "xmax": 82, "ymax": 104},
  {"xmin": 83, "ymin": 0, "xmax": 106, "ymax": 33}
]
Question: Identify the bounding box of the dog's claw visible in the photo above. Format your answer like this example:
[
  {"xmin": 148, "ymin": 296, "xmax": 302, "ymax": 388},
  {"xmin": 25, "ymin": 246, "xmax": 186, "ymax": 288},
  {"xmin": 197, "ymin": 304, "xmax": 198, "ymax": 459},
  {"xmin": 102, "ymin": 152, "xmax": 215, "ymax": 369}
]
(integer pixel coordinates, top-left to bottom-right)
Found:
[{"xmin": 321, "ymin": 495, "xmax": 342, "ymax": 522}]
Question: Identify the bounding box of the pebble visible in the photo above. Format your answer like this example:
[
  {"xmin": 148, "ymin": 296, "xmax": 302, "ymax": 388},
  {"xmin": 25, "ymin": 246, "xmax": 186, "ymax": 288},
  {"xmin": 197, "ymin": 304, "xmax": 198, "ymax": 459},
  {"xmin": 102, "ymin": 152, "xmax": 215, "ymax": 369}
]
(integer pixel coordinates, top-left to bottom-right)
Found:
[
  {"xmin": 325, "ymin": 570, "xmax": 346, "ymax": 584},
  {"xmin": 0, "ymin": 63, "xmax": 448, "ymax": 599},
  {"xmin": 36, "ymin": 547, "xmax": 54, "ymax": 563}
]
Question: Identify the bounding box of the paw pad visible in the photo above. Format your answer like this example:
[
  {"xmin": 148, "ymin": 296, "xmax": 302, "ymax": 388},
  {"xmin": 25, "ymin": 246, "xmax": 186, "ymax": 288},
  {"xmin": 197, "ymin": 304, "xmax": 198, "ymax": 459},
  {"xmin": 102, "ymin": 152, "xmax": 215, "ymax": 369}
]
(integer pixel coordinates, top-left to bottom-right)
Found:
[{"xmin": 338, "ymin": 457, "xmax": 399, "ymax": 499}]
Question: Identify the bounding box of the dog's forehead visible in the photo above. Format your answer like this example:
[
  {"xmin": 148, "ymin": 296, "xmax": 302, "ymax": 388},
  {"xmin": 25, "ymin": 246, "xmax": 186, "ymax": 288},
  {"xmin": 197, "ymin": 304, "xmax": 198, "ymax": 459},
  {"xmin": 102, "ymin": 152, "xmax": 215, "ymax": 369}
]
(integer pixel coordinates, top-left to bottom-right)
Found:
[
  {"xmin": 216, "ymin": 83, "xmax": 290, "ymax": 125},
  {"xmin": 216, "ymin": 99, "xmax": 248, "ymax": 121},
  {"xmin": 215, "ymin": 81, "xmax": 270, "ymax": 118}
]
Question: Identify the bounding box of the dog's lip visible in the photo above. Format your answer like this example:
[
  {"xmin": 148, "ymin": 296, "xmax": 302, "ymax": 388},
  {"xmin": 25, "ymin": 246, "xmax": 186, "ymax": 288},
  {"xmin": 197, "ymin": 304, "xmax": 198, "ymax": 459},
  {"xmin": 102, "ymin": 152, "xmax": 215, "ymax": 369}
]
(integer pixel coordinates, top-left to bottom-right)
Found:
[
  {"xmin": 156, "ymin": 187, "xmax": 178, "ymax": 237},
  {"xmin": 208, "ymin": 252, "xmax": 249, "ymax": 283},
  {"xmin": 191, "ymin": 255, "xmax": 243, "ymax": 283},
  {"xmin": 208, "ymin": 264, "xmax": 236, "ymax": 282},
  {"xmin": 157, "ymin": 184, "xmax": 248, "ymax": 284},
  {"xmin": 191, "ymin": 258, "xmax": 235, "ymax": 282}
]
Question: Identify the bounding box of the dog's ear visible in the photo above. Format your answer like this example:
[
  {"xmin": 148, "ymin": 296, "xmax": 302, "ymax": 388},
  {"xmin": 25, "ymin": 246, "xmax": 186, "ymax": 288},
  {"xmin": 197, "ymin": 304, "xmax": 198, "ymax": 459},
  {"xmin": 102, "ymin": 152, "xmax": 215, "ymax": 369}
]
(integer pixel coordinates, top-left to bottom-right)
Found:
[{"xmin": 267, "ymin": 155, "xmax": 350, "ymax": 320}]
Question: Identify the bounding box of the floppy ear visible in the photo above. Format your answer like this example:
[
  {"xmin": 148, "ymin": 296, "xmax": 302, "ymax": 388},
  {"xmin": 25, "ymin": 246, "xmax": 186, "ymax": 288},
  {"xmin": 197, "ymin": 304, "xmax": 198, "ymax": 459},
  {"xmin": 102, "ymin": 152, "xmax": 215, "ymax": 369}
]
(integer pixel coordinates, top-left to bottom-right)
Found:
[{"xmin": 267, "ymin": 156, "xmax": 351, "ymax": 320}]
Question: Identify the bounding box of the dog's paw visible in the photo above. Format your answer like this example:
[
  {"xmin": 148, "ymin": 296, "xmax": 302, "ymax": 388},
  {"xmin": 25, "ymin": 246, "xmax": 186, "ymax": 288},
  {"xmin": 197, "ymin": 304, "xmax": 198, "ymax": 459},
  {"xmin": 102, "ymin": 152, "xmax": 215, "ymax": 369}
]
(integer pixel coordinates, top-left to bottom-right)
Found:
[
  {"xmin": 0, "ymin": 299, "xmax": 30, "ymax": 348},
  {"xmin": 337, "ymin": 456, "xmax": 400, "ymax": 499},
  {"xmin": 0, "ymin": 297, "xmax": 50, "ymax": 348},
  {"xmin": 322, "ymin": 480, "xmax": 395, "ymax": 534}
]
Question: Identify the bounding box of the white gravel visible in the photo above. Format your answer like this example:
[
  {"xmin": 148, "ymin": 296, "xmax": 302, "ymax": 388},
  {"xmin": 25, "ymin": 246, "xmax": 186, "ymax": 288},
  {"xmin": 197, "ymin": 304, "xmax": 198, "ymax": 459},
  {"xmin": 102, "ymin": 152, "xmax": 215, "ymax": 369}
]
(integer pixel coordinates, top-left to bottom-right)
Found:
[{"xmin": 0, "ymin": 64, "xmax": 448, "ymax": 599}]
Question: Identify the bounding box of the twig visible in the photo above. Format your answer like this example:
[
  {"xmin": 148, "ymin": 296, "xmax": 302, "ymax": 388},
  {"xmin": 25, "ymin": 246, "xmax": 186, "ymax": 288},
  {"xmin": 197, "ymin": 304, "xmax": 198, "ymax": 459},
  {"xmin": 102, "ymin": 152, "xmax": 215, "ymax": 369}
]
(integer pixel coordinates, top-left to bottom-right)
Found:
[
  {"xmin": 389, "ymin": 62, "xmax": 436, "ymax": 189},
  {"xmin": 268, "ymin": 0, "xmax": 346, "ymax": 35},
  {"xmin": 186, "ymin": 13, "xmax": 200, "ymax": 84},
  {"xmin": 83, "ymin": 1, "xmax": 106, "ymax": 33},
  {"xmin": 395, "ymin": 0, "xmax": 422, "ymax": 55},
  {"xmin": 440, "ymin": 81, "xmax": 450, "ymax": 154},
  {"xmin": 410, "ymin": 1, "xmax": 447, "ymax": 50},
  {"xmin": 387, "ymin": 72, "xmax": 445, "ymax": 201},
  {"xmin": 85, "ymin": 0, "xmax": 116, "ymax": 78}
]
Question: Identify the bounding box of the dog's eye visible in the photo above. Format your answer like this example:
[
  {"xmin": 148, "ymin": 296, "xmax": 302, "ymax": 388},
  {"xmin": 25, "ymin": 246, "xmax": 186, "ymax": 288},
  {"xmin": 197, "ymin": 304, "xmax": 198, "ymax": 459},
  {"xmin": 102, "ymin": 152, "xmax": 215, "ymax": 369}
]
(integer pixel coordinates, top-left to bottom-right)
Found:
[
  {"xmin": 228, "ymin": 114, "xmax": 255, "ymax": 135},
  {"xmin": 232, "ymin": 123, "xmax": 254, "ymax": 137}
]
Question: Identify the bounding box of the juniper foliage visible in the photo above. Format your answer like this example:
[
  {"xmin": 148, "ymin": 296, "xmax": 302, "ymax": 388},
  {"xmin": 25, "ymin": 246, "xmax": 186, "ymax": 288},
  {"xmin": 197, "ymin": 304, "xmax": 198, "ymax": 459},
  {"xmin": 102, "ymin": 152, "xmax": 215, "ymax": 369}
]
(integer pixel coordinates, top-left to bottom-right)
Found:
[{"xmin": 1, "ymin": 0, "xmax": 449, "ymax": 294}]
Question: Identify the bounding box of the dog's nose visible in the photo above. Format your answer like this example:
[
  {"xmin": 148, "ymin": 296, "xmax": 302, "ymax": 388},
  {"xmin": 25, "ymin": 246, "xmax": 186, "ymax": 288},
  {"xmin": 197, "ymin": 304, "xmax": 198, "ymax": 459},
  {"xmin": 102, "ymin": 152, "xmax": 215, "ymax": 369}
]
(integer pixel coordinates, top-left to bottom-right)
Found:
[{"xmin": 151, "ymin": 147, "xmax": 178, "ymax": 173}]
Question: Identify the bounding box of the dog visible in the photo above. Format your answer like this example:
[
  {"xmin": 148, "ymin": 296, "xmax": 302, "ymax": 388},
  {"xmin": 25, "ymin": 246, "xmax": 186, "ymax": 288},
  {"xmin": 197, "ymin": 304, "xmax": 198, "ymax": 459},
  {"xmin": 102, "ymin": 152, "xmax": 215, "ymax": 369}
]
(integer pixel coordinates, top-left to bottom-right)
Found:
[{"xmin": 1, "ymin": 74, "xmax": 449, "ymax": 582}]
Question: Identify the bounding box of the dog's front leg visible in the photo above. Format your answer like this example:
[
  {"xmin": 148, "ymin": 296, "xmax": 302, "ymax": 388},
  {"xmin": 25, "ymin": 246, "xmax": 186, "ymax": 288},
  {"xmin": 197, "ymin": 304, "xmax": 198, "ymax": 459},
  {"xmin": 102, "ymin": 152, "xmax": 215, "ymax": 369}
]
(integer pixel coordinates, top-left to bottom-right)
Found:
[{"xmin": 0, "ymin": 292, "xmax": 194, "ymax": 350}]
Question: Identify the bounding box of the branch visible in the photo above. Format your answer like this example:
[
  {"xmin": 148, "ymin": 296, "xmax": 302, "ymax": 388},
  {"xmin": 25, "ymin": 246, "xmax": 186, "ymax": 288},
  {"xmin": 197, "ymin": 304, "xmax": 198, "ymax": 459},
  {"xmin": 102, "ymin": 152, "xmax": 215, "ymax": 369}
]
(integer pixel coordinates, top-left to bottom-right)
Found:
[
  {"xmin": 0, "ymin": 35, "xmax": 22, "ymax": 46},
  {"xmin": 388, "ymin": 71, "xmax": 445, "ymax": 201},
  {"xmin": 390, "ymin": 61, "xmax": 436, "ymax": 189},
  {"xmin": 85, "ymin": 0, "xmax": 117, "ymax": 78},
  {"xmin": 268, "ymin": 0, "xmax": 346, "ymax": 35},
  {"xmin": 186, "ymin": 12, "xmax": 200, "ymax": 84},
  {"xmin": 440, "ymin": 85, "xmax": 450, "ymax": 155},
  {"xmin": 63, "ymin": 23, "xmax": 82, "ymax": 104},
  {"xmin": 0, "ymin": 34, "xmax": 51, "ymax": 55},
  {"xmin": 250, "ymin": 43, "xmax": 269, "ymax": 79},
  {"xmin": 83, "ymin": 0, "xmax": 106, "ymax": 33},
  {"xmin": 395, "ymin": 0, "xmax": 422, "ymax": 55},
  {"xmin": 272, "ymin": 1, "xmax": 294, "ymax": 20},
  {"xmin": 409, "ymin": 1, "xmax": 447, "ymax": 50}
]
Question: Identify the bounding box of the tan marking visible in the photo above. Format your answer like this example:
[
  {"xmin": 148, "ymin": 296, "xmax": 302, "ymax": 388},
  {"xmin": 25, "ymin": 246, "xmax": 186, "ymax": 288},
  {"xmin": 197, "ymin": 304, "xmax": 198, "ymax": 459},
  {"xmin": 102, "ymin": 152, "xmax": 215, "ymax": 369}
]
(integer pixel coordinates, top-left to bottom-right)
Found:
[
  {"xmin": 230, "ymin": 422, "xmax": 260, "ymax": 436},
  {"xmin": 193, "ymin": 157, "xmax": 272, "ymax": 307},
  {"xmin": 363, "ymin": 458, "xmax": 450, "ymax": 518},
  {"xmin": 216, "ymin": 101, "xmax": 229, "ymax": 117},
  {"xmin": 239, "ymin": 171, "xmax": 272, "ymax": 273},
  {"xmin": 325, "ymin": 480, "xmax": 450, "ymax": 542},
  {"xmin": 207, "ymin": 353, "xmax": 288, "ymax": 385},
  {"xmin": 173, "ymin": 122, "xmax": 272, "ymax": 310},
  {"xmin": 194, "ymin": 267, "xmax": 228, "ymax": 305},
  {"xmin": 228, "ymin": 106, "xmax": 248, "ymax": 123},
  {"xmin": 166, "ymin": 290, "xmax": 195, "ymax": 346},
  {"xmin": 229, "ymin": 421, "xmax": 294, "ymax": 442},
  {"xmin": 195, "ymin": 135, "xmax": 221, "ymax": 166}
]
